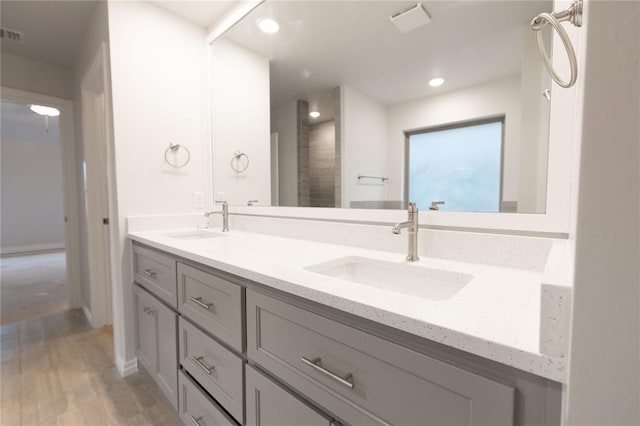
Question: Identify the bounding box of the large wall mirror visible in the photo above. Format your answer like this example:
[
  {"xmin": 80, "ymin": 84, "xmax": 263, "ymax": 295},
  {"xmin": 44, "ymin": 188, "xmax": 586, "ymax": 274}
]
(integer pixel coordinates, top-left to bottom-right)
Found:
[{"xmin": 210, "ymin": 1, "xmax": 554, "ymax": 215}]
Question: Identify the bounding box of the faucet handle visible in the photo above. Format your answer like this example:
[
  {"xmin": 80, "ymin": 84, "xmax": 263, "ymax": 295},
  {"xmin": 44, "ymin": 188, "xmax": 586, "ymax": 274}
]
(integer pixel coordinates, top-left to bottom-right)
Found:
[
  {"xmin": 429, "ymin": 201, "xmax": 445, "ymax": 211},
  {"xmin": 215, "ymin": 200, "xmax": 227, "ymax": 204}
]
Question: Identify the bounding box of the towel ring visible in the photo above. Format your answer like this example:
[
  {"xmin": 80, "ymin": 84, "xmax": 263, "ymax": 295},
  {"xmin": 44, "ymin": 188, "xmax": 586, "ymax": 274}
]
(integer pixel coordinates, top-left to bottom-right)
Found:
[
  {"xmin": 164, "ymin": 143, "xmax": 191, "ymax": 168},
  {"xmin": 530, "ymin": 0, "xmax": 582, "ymax": 88},
  {"xmin": 231, "ymin": 151, "xmax": 249, "ymax": 173}
]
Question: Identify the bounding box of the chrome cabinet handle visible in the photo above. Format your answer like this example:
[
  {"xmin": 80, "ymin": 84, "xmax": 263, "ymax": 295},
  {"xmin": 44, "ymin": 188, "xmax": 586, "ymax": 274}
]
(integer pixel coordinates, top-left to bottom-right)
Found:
[
  {"xmin": 301, "ymin": 357, "xmax": 354, "ymax": 389},
  {"xmin": 190, "ymin": 355, "xmax": 214, "ymax": 375},
  {"xmin": 142, "ymin": 269, "xmax": 157, "ymax": 278},
  {"xmin": 190, "ymin": 416, "xmax": 202, "ymax": 426},
  {"xmin": 189, "ymin": 296, "xmax": 213, "ymax": 311}
]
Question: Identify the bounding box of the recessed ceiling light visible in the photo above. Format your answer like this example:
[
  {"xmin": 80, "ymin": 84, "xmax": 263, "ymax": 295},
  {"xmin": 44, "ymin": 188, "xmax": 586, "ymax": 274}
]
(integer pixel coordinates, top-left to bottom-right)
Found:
[
  {"xmin": 428, "ymin": 77, "xmax": 444, "ymax": 87},
  {"xmin": 309, "ymin": 111, "xmax": 320, "ymax": 118},
  {"xmin": 30, "ymin": 105, "xmax": 60, "ymax": 117},
  {"xmin": 258, "ymin": 18, "xmax": 279, "ymax": 34}
]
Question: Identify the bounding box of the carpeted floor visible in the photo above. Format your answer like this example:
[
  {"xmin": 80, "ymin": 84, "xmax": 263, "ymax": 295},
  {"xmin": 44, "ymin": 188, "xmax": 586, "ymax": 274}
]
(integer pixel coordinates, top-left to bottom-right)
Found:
[{"xmin": 1, "ymin": 252, "xmax": 68, "ymax": 325}]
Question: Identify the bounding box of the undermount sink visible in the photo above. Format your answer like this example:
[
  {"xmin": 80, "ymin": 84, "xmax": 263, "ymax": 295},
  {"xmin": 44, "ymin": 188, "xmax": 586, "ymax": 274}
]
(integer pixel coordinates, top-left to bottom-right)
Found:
[
  {"xmin": 164, "ymin": 230, "xmax": 225, "ymax": 240},
  {"xmin": 305, "ymin": 256, "xmax": 472, "ymax": 301}
]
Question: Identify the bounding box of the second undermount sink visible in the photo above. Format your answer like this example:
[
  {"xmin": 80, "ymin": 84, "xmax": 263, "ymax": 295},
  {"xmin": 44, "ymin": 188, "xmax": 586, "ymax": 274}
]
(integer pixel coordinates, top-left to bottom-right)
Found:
[
  {"xmin": 164, "ymin": 230, "xmax": 226, "ymax": 240},
  {"xmin": 305, "ymin": 256, "xmax": 472, "ymax": 301}
]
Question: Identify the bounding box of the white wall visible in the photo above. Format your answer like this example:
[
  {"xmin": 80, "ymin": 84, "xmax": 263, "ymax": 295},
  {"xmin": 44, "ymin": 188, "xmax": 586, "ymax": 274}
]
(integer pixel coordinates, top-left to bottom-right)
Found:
[
  {"xmin": 0, "ymin": 102, "xmax": 65, "ymax": 254},
  {"xmin": 271, "ymin": 100, "xmax": 298, "ymax": 206},
  {"xmin": 107, "ymin": 0, "xmax": 210, "ymax": 374},
  {"xmin": 518, "ymin": 29, "xmax": 551, "ymax": 213},
  {"xmin": 341, "ymin": 85, "xmax": 388, "ymax": 207},
  {"xmin": 386, "ymin": 76, "xmax": 522, "ymax": 204},
  {"xmin": 1, "ymin": 52, "xmax": 73, "ymax": 99},
  {"xmin": 211, "ymin": 39, "xmax": 271, "ymax": 206},
  {"xmin": 566, "ymin": 1, "xmax": 640, "ymax": 424}
]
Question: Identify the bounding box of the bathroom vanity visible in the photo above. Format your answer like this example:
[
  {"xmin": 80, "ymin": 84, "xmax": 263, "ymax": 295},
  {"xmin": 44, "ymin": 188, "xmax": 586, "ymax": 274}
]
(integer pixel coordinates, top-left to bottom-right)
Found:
[{"xmin": 128, "ymin": 226, "xmax": 567, "ymax": 426}]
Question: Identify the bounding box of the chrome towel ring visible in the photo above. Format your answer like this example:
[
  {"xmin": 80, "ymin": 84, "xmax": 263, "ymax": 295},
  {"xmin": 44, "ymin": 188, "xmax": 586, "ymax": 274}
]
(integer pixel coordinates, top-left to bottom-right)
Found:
[
  {"xmin": 164, "ymin": 143, "xmax": 191, "ymax": 168},
  {"xmin": 231, "ymin": 151, "xmax": 249, "ymax": 173},
  {"xmin": 530, "ymin": 0, "xmax": 582, "ymax": 88}
]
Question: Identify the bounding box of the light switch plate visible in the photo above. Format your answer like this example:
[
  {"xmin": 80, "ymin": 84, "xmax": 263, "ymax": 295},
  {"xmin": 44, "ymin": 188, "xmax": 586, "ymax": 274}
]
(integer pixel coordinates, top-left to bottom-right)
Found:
[{"xmin": 192, "ymin": 192, "xmax": 204, "ymax": 209}]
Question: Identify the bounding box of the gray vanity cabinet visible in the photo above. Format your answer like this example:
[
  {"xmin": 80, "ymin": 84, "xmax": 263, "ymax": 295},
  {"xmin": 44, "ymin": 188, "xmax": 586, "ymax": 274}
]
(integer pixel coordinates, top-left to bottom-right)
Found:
[
  {"xmin": 133, "ymin": 284, "xmax": 178, "ymax": 409},
  {"xmin": 179, "ymin": 317, "xmax": 244, "ymax": 424},
  {"xmin": 246, "ymin": 289, "xmax": 515, "ymax": 426},
  {"xmin": 246, "ymin": 365, "xmax": 334, "ymax": 426},
  {"xmin": 177, "ymin": 263, "xmax": 243, "ymax": 351},
  {"xmin": 178, "ymin": 370, "xmax": 237, "ymax": 426},
  {"xmin": 133, "ymin": 244, "xmax": 178, "ymax": 308}
]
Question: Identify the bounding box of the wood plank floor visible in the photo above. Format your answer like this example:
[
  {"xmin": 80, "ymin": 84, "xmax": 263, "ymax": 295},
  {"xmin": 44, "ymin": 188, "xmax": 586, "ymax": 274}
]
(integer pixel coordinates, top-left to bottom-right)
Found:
[{"xmin": 0, "ymin": 309, "xmax": 182, "ymax": 425}]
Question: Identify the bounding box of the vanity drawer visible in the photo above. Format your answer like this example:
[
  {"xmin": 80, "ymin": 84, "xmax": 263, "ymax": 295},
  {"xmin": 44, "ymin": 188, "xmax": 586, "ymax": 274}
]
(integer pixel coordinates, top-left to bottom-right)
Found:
[
  {"xmin": 247, "ymin": 290, "xmax": 515, "ymax": 426},
  {"xmin": 179, "ymin": 317, "xmax": 244, "ymax": 424},
  {"xmin": 178, "ymin": 263, "xmax": 243, "ymax": 351},
  {"xmin": 133, "ymin": 244, "xmax": 177, "ymax": 308},
  {"xmin": 178, "ymin": 370, "xmax": 238, "ymax": 426},
  {"xmin": 246, "ymin": 364, "xmax": 333, "ymax": 426}
]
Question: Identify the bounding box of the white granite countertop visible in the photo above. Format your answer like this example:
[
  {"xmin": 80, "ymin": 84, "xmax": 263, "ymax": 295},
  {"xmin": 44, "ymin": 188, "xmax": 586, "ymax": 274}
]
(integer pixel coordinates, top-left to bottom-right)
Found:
[{"xmin": 128, "ymin": 227, "xmax": 567, "ymax": 383}]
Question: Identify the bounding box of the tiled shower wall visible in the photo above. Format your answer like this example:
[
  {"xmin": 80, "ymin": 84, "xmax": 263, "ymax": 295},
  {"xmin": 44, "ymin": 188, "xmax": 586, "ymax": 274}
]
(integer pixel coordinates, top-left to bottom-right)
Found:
[{"xmin": 309, "ymin": 120, "xmax": 336, "ymax": 207}]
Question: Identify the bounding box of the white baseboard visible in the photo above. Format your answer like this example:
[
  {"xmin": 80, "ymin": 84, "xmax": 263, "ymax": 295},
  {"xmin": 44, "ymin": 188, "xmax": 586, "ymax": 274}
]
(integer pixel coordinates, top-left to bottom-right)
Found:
[
  {"xmin": 0, "ymin": 243, "xmax": 65, "ymax": 257},
  {"xmin": 81, "ymin": 305, "xmax": 93, "ymax": 327},
  {"xmin": 116, "ymin": 356, "xmax": 138, "ymax": 377}
]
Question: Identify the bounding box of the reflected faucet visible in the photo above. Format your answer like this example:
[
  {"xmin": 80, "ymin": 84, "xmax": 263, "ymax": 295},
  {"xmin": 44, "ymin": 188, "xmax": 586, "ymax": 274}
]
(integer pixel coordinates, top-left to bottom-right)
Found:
[
  {"xmin": 392, "ymin": 202, "xmax": 419, "ymax": 262},
  {"xmin": 204, "ymin": 201, "xmax": 229, "ymax": 232},
  {"xmin": 429, "ymin": 201, "xmax": 445, "ymax": 211}
]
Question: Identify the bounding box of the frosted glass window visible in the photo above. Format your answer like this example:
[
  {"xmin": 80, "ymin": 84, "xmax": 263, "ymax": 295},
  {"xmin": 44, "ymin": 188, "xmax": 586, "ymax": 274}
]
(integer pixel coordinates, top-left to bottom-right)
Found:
[{"xmin": 407, "ymin": 120, "xmax": 503, "ymax": 212}]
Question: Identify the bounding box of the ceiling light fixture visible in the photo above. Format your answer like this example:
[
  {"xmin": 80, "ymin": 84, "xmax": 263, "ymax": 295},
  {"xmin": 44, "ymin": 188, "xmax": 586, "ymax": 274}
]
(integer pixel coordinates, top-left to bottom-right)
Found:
[
  {"xmin": 428, "ymin": 77, "xmax": 444, "ymax": 87},
  {"xmin": 309, "ymin": 111, "xmax": 320, "ymax": 118},
  {"xmin": 258, "ymin": 18, "xmax": 280, "ymax": 34},
  {"xmin": 30, "ymin": 104, "xmax": 60, "ymax": 117}
]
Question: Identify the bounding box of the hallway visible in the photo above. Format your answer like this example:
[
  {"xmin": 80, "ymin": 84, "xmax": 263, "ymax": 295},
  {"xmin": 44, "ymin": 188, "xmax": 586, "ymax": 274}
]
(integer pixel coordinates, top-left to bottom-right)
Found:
[
  {"xmin": 0, "ymin": 309, "xmax": 181, "ymax": 425},
  {"xmin": 1, "ymin": 252, "xmax": 68, "ymax": 325}
]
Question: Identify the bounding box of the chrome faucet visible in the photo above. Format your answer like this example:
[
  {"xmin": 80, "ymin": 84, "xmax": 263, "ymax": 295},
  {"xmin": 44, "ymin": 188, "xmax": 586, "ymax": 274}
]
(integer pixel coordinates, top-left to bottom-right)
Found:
[
  {"xmin": 204, "ymin": 201, "xmax": 229, "ymax": 232},
  {"xmin": 429, "ymin": 201, "xmax": 445, "ymax": 211},
  {"xmin": 392, "ymin": 202, "xmax": 419, "ymax": 262}
]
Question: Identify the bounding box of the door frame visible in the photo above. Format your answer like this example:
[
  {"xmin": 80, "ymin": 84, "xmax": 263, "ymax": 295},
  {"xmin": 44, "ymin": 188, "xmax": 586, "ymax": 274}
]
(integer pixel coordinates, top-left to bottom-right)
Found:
[
  {"xmin": 81, "ymin": 42, "xmax": 114, "ymax": 328},
  {"xmin": 0, "ymin": 87, "xmax": 82, "ymax": 310}
]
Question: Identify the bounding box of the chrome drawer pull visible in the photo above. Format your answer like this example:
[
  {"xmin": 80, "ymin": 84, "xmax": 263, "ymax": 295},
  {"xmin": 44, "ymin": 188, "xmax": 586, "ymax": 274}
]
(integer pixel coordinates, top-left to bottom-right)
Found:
[
  {"xmin": 142, "ymin": 268, "xmax": 157, "ymax": 278},
  {"xmin": 190, "ymin": 355, "xmax": 214, "ymax": 375},
  {"xmin": 301, "ymin": 356, "xmax": 354, "ymax": 389},
  {"xmin": 189, "ymin": 296, "xmax": 213, "ymax": 311},
  {"xmin": 190, "ymin": 416, "xmax": 202, "ymax": 426}
]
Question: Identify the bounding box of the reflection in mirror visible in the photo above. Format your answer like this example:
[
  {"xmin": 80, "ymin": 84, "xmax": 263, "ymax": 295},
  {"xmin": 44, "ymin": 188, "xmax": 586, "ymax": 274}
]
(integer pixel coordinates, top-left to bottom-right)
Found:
[{"xmin": 211, "ymin": 1, "xmax": 552, "ymax": 213}]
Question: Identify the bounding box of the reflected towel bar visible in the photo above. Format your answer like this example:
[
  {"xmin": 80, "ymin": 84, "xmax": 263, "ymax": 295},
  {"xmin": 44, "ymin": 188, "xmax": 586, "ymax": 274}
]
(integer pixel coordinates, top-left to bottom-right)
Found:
[{"xmin": 358, "ymin": 175, "xmax": 388, "ymax": 182}]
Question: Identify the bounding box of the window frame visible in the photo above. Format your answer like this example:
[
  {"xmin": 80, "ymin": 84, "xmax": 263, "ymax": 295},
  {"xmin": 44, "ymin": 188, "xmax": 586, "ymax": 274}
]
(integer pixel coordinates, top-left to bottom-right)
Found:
[{"xmin": 404, "ymin": 115, "xmax": 506, "ymax": 212}]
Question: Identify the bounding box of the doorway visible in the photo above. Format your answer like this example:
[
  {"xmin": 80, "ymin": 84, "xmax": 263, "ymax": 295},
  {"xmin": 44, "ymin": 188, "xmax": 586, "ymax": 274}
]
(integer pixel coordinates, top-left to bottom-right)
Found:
[{"xmin": 0, "ymin": 95, "xmax": 78, "ymax": 324}]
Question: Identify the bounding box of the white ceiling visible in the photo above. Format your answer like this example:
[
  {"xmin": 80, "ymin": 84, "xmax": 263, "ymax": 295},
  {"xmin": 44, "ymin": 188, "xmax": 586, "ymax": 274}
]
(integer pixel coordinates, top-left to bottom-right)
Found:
[
  {"xmin": 220, "ymin": 1, "xmax": 551, "ymax": 120},
  {"xmin": 150, "ymin": 1, "xmax": 239, "ymax": 29},
  {"xmin": 0, "ymin": 1, "xmax": 99, "ymax": 67}
]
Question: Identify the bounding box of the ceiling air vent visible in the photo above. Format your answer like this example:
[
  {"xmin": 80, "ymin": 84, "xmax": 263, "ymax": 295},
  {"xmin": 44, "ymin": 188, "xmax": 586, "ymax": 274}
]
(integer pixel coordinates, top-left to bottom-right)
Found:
[{"xmin": 0, "ymin": 27, "xmax": 24, "ymax": 43}]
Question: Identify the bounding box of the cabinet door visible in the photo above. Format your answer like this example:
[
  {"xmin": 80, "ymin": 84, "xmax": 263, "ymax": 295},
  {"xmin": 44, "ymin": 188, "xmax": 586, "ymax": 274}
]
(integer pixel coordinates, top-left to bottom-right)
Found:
[
  {"xmin": 246, "ymin": 365, "xmax": 332, "ymax": 426},
  {"xmin": 134, "ymin": 285, "xmax": 157, "ymax": 374},
  {"xmin": 153, "ymin": 296, "xmax": 178, "ymax": 409},
  {"xmin": 134, "ymin": 284, "xmax": 178, "ymax": 409}
]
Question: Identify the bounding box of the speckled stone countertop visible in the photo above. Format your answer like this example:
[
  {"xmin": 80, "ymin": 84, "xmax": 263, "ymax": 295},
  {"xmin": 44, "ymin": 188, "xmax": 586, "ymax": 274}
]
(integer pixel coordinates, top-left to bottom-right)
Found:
[{"xmin": 128, "ymin": 227, "xmax": 568, "ymax": 383}]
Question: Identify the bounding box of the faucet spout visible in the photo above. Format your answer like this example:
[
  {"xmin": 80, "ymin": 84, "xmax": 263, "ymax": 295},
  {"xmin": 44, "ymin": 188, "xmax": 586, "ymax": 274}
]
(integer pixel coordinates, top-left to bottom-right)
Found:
[
  {"xmin": 392, "ymin": 221, "xmax": 413, "ymax": 234},
  {"xmin": 392, "ymin": 202, "xmax": 419, "ymax": 261},
  {"xmin": 204, "ymin": 201, "xmax": 229, "ymax": 232}
]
